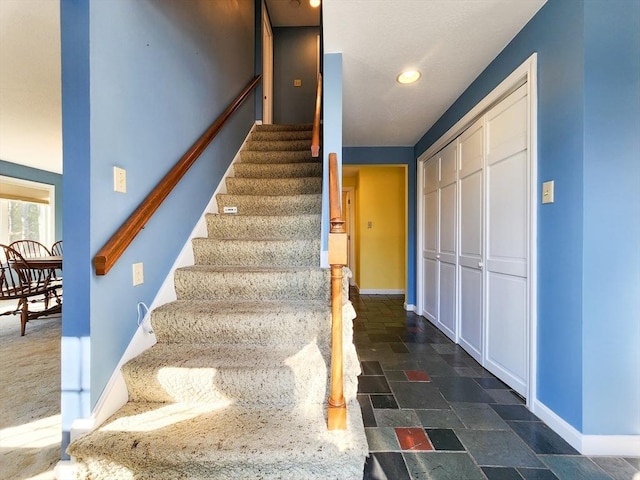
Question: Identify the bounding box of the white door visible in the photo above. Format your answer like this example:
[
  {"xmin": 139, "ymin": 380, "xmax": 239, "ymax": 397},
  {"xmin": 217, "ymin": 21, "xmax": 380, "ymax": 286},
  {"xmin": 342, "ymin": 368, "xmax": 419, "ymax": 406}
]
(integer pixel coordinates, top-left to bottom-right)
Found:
[
  {"xmin": 484, "ymin": 84, "xmax": 529, "ymax": 396},
  {"xmin": 458, "ymin": 119, "xmax": 484, "ymax": 362},
  {"xmin": 262, "ymin": 6, "xmax": 273, "ymax": 124},
  {"xmin": 422, "ymin": 158, "xmax": 439, "ymax": 324},
  {"xmin": 437, "ymin": 142, "xmax": 458, "ymax": 341}
]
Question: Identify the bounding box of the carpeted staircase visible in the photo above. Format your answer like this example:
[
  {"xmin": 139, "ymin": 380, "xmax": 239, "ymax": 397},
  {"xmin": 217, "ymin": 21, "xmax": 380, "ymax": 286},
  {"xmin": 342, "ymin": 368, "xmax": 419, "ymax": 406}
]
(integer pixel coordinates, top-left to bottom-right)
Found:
[{"xmin": 67, "ymin": 124, "xmax": 368, "ymax": 479}]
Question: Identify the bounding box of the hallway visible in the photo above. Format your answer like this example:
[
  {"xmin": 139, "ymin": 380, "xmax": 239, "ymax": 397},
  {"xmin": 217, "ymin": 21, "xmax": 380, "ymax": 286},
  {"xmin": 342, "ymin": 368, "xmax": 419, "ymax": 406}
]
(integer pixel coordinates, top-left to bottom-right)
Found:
[{"xmin": 353, "ymin": 292, "xmax": 640, "ymax": 480}]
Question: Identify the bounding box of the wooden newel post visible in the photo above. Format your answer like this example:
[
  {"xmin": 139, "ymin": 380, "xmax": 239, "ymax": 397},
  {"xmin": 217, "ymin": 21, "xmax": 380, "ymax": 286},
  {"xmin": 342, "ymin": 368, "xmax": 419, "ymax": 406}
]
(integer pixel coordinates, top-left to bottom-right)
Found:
[{"xmin": 327, "ymin": 153, "xmax": 347, "ymax": 430}]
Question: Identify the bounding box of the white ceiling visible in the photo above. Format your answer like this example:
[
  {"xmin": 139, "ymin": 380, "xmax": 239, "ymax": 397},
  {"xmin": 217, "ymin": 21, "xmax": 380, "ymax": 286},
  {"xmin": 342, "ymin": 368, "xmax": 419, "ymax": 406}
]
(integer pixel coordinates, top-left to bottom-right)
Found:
[
  {"xmin": 323, "ymin": 0, "xmax": 546, "ymax": 146},
  {"xmin": 0, "ymin": 0, "xmax": 546, "ymax": 175},
  {"xmin": 265, "ymin": 0, "xmax": 320, "ymax": 27},
  {"xmin": 0, "ymin": 0, "xmax": 62, "ymax": 174}
]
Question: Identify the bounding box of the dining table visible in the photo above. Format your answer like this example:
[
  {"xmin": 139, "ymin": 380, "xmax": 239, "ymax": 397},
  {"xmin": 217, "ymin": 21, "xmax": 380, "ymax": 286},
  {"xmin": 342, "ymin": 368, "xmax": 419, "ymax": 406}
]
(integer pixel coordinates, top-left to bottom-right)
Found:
[{"xmin": 10, "ymin": 255, "xmax": 63, "ymax": 270}]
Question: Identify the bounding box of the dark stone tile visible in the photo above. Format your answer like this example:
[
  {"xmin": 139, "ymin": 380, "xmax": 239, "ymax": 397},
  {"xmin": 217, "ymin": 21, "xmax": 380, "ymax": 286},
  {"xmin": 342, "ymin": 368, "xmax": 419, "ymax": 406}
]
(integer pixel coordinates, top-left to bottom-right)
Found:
[
  {"xmin": 589, "ymin": 457, "xmax": 638, "ymax": 480},
  {"xmin": 361, "ymin": 360, "xmax": 384, "ymax": 375},
  {"xmin": 358, "ymin": 375, "xmax": 392, "ymax": 394},
  {"xmin": 425, "ymin": 428, "xmax": 465, "ymax": 451},
  {"xmin": 451, "ymin": 403, "xmax": 510, "ymax": 430},
  {"xmin": 357, "ymin": 394, "xmax": 377, "ymax": 427},
  {"xmin": 363, "ymin": 452, "xmax": 410, "ymax": 480},
  {"xmin": 517, "ymin": 468, "xmax": 560, "ymax": 480},
  {"xmin": 384, "ymin": 370, "xmax": 408, "ymax": 381},
  {"xmin": 475, "ymin": 377, "xmax": 511, "ymax": 389},
  {"xmin": 390, "ymin": 381, "xmax": 449, "ymax": 409},
  {"xmin": 416, "ymin": 409, "xmax": 465, "ymax": 429},
  {"xmin": 431, "ymin": 376, "xmax": 496, "ymax": 403},
  {"xmin": 365, "ymin": 427, "xmax": 400, "ymax": 452},
  {"xmin": 369, "ymin": 333, "xmax": 402, "ymax": 343},
  {"xmin": 482, "ymin": 466, "xmax": 525, "ymax": 480},
  {"xmin": 403, "ymin": 452, "xmax": 486, "ymax": 480},
  {"xmin": 491, "ymin": 404, "xmax": 540, "ymax": 421},
  {"xmin": 371, "ymin": 394, "xmax": 399, "ymax": 409},
  {"xmin": 624, "ymin": 457, "xmax": 640, "ymax": 469},
  {"xmin": 486, "ymin": 388, "xmax": 526, "ymax": 405},
  {"xmin": 374, "ymin": 409, "xmax": 422, "ymax": 427},
  {"xmin": 439, "ymin": 353, "xmax": 470, "ymax": 367},
  {"xmin": 456, "ymin": 429, "xmax": 545, "ymax": 468},
  {"xmin": 540, "ymin": 456, "xmax": 613, "ymax": 480},
  {"xmin": 390, "ymin": 342, "xmax": 410, "ymax": 353},
  {"xmin": 508, "ymin": 421, "xmax": 579, "ymax": 455}
]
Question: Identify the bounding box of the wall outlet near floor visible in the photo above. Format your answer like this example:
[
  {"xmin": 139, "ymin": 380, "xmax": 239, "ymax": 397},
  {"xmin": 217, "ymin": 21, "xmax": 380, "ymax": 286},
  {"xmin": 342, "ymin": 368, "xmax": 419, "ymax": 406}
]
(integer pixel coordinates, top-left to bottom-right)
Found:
[
  {"xmin": 132, "ymin": 262, "xmax": 144, "ymax": 286},
  {"xmin": 223, "ymin": 206, "xmax": 238, "ymax": 214},
  {"xmin": 293, "ymin": 79, "xmax": 302, "ymax": 87},
  {"xmin": 114, "ymin": 166, "xmax": 127, "ymax": 193}
]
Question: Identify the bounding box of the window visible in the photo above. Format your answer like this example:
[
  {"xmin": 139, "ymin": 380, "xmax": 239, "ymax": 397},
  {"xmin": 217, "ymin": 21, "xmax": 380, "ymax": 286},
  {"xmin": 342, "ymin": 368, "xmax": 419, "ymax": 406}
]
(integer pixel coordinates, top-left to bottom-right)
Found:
[{"xmin": 0, "ymin": 176, "xmax": 55, "ymax": 247}]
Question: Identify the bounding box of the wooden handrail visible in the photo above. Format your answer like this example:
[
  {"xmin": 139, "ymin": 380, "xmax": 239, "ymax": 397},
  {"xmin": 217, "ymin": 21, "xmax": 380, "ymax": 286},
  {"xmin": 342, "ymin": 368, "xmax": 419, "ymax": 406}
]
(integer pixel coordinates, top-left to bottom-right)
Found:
[
  {"xmin": 311, "ymin": 73, "xmax": 322, "ymax": 157},
  {"xmin": 93, "ymin": 75, "xmax": 261, "ymax": 276},
  {"xmin": 327, "ymin": 152, "xmax": 347, "ymax": 430}
]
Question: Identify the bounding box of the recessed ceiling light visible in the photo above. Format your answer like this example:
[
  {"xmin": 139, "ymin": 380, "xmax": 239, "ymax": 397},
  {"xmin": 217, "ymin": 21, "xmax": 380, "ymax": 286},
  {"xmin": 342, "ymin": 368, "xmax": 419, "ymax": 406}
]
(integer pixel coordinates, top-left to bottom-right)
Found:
[
  {"xmin": 397, "ymin": 70, "xmax": 421, "ymax": 84},
  {"xmin": 310, "ymin": 0, "xmax": 321, "ymax": 7}
]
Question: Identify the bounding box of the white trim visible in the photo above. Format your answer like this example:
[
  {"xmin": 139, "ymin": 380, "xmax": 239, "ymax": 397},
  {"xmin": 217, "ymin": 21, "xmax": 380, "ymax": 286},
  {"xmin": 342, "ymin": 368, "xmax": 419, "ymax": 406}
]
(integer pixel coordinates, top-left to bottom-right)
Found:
[
  {"xmin": 68, "ymin": 124, "xmax": 256, "ymax": 441},
  {"xmin": 404, "ymin": 303, "xmax": 416, "ymax": 312},
  {"xmin": 54, "ymin": 460, "xmax": 77, "ymax": 480},
  {"xmin": 418, "ymin": 55, "xmax": 536, "ymax": 164},
  {"xmin": 532, "ymin": 399, "xmax": 583, "ymax": 452},
  {"xmin": 358, "ymin": 289, "xmax": 404, "ymax": 295},
  {"xmin": 320, "ymin": 249, "xmax": 329, "ymax": 268},
  {"xmin": 533, "ymin": 400, "xmax": 640, "ymax": 456}
]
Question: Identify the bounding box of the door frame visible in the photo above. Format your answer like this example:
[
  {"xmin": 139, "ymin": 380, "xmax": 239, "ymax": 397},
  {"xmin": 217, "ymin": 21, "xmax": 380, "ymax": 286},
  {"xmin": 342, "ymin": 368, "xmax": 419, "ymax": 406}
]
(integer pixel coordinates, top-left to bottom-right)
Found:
[
  {"xmin": 262, "ymin": 4, "xmax": 273, "ymax": 124},
  {"xmin": 342, "ymin": 187, "xmax": 356, "ymax": 285},
  {"xmin": 416, "ymin": 54, "xmax": 538, "ymax": 405}
]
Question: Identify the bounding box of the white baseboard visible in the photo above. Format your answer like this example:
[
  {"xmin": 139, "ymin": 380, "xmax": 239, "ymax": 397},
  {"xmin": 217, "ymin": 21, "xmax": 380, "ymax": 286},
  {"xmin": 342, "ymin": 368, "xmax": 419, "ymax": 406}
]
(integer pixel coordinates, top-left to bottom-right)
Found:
[
  {"xmin": 68, "ymin": 124, "xmax": 257, "ymax": 442},
  {"xmin": 532, "ymin": 399, "xmax": 640, "ymax": 456},
  {"xmin": 54, "ymin": 460, "xmax": 76, "ymax": 480},
  {"xmin": 358, "ymin": 289, "xmax": 404, "ymax": 295},
  {"xmin": 404, "ymin": 303, "xmax": 416, "ymax": 312}
]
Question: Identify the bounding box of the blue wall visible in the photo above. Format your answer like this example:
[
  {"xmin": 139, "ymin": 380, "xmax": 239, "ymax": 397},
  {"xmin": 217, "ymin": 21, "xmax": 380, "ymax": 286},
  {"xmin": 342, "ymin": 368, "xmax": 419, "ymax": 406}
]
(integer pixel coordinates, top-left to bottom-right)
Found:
[
  {"xmin": 60, "ymin": 0, "xmax": 256, "ymax": 452},
  {"xmin": 0, "ymin": 160, "xmax": 63, "ymax": 241},
  {"xmin": 343, "ymin": 147, "xmax": 416, "ymax": 307},
  {"xmin": 321, "ymin": 53, "xmax": 342, "ymax": 260},
  {"xmin": 582, "ymin": 0, "xmax": 640, "ymax": 435},
  {"xmin": 273, "ymin": 27, "xmax": 319, "ymax": 124},
  {"xmin": 414, "ymin": 0, "xmax": 639, "ymax": 436}
]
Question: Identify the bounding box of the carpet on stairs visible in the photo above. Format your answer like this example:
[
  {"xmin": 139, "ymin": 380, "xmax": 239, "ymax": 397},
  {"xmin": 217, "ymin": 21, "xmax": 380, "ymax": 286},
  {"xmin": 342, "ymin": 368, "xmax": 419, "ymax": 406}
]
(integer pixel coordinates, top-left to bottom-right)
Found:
[{"xmin": 67, "ymin": 124, "xmax": 368, "ymax": 479}]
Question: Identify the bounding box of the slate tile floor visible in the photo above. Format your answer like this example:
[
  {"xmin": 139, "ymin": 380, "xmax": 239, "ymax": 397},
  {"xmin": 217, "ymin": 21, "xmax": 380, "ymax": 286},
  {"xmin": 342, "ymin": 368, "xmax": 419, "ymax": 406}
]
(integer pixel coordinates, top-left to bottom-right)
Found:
[{"xmin": 353, "ymin": 292, "xmax": 640, "ymax": 480}]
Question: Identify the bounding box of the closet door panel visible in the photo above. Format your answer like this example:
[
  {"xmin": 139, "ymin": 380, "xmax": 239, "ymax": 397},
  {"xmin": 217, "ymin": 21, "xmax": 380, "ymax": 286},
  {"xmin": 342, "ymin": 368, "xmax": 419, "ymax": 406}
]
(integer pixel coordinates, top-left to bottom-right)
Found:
[
  {"xmin": 422, "ymin": 159, "xmax": 439, "ymax": 323},
  {"xmin": 484, "ymin": 84, "xmax": 529, "ymax": 396}
]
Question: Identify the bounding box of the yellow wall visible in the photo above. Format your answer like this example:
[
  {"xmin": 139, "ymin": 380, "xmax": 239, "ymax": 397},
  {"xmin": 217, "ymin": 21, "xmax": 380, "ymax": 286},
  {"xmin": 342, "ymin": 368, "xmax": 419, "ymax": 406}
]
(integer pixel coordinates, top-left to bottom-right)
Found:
[{"xmin": 350, "ymin": 166, "xmax": 406, "ymax": 291}]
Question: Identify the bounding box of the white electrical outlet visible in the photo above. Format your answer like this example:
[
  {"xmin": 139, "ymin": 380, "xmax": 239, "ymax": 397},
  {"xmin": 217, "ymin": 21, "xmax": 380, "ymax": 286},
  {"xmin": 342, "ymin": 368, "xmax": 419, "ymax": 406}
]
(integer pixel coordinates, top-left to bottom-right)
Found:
[
  {"xmin": 114, "ymin": 166, "xmax": 127, "ymax": 193},
  {"xmin": 223, "ymin": 206, "xmax": 238, "ymax": 214},
  {"xmin": 132, "ymin": 262, "xmax": 144, "ymax": 286}
]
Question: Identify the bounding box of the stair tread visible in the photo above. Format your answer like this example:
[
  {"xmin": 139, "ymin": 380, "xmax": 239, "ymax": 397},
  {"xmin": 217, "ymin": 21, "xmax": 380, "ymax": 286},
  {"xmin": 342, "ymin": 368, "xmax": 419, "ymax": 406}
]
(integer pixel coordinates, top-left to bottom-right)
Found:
[
  {"xmin": 127, "ymin": 342, "xmax": 325, "ymax": 368},
  {"xmin": 68, "ymin": 402, "xmax": 367, "ymax": 479},
  {"xmin": 177, "ymin": 265, "xmax": 326, "ymax": 273}
]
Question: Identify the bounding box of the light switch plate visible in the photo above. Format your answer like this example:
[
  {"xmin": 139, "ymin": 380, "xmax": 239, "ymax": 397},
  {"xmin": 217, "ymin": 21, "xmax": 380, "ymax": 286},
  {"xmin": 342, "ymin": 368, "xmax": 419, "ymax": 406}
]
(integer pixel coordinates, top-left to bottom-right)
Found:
[
  {"xmin": 542, "ymin": 180, "xmax": 554, "ymax": 204},
  {"xmin": 132, "ymin": 262, "xmax": 144, "ymax": 286},
  {"xmin": 114, "ymin": 166, "xmax": 127, "ymax": 193}
]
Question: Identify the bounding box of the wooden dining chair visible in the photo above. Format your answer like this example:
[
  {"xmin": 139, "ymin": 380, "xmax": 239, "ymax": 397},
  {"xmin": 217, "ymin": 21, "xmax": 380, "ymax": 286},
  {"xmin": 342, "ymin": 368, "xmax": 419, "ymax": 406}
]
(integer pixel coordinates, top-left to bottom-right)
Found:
[
  {"xmin": 9, "ymin": 239, "xmax": 51, "ymax": 258},
  {"xmin": 51, "ymin": 240, "xmax": 63, "ymax": 256},
  {"xmin": 1, "ymin": 245, "xmax": 61, "ymax": 336}
]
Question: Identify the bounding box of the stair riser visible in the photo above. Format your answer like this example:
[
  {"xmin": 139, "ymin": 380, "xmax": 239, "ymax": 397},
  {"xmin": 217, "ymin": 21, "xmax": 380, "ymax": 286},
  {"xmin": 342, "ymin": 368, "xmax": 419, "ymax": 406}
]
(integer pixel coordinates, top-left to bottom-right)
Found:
[
  {"xmin": 192, "ymin": 238, "xmax": 320, "ymax": 267},
  {"xmin": 216, "ymin": 194, "xmax": 321, "ymax": 216},
  {"xmin": 123, "ymin": 363, "xmax": 327, "ymax": 405},
  {"xmin": 244, "ymin": 140, "xmax": 310, "ymax": 152},
  {"xmin": 151, "ymin": 307, "xmax": 330, "ymax": 345},
  {"xmin": 205, "ymin": 214, "xmax": 321, "ymax": 240},
  {"xmin": 174, "ymin": 269, "xmax": 330, "ymax": 301},
  {"xmin": 255, "ymin": 123, "xmax": 312, "ymax": 132},
  {"xmin": 233, "ymin": 162, "xmax": 322, "ymax": 179},
  {"xmin": 250, "ymin": 131, "xmax": 312, "ymax": 141},
  {"xmin": 239, "ymin": 150, "xmax": 314, "ymax": 163},
  {"xmin": 225, "ymin": 177, "xmax": 322, "ymax": 195}
]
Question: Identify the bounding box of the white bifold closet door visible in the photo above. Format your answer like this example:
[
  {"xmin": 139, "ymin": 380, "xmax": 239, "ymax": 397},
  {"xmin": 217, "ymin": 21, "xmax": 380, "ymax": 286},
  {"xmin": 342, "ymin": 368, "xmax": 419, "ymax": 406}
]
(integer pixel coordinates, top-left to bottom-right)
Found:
[
  {"xmin": 422, "ymin": 160, "xmax": 439, "ymax": 324},
  {"xmin": 484, "ymin": 84, "xmax": 529, "ymax": 396},
  {"xmin": 438, "ymin": 143, "xmax": 458, "ymax": 341},
  {"xmin": 458, "ymin": 119, "xmax": 485, "ymax": 363}
]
